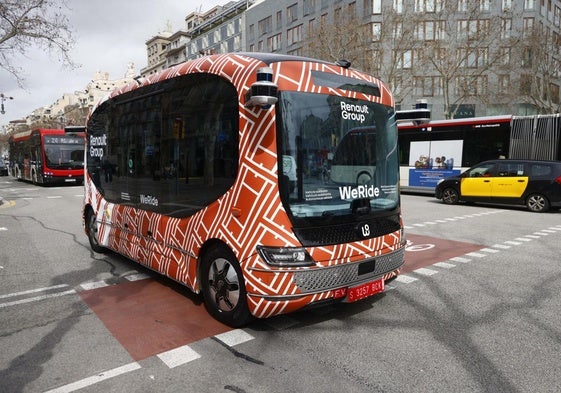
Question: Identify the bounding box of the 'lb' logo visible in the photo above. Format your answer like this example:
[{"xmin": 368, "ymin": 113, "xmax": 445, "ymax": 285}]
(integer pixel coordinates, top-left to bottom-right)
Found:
[{"xmin": 361, "ymin": 223, "xmax": 370, "ymax": 237}]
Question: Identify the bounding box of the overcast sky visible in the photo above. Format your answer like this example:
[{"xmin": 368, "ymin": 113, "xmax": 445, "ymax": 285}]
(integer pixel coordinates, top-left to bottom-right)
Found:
[{"xmin": 0, "ymin": 0, "xmax": 226, "ymax": 127}]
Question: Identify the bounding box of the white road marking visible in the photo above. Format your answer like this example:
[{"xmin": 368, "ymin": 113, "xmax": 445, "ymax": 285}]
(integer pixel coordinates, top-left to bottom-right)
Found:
[
  {"xmin": 433, "ymin": 262, "xmax": 456, "ymax": 269},
  {"xmin": 0, "ymin": 290, "xmax": 76, "ymax": 308},
  {"xmin": 124, "ymin": 273, "xmax": 150, "ymax": 281},
  {"xmin": 43, "ymin": 362, "xmax": 141, "ymax": 393},
  {"xmin": 214, "ymin": 329, "xmax": 254, "ymax": 347},
  {"xmin": 414, "ymin": 268, "xmax": 439, "ymax": 276},
  {"xmin": 492, "ymin": 244, "xmax": 511, "ymax": 249},
  {"xmin": 157, "ymin": 344, "xmax": 201, "ymax": 368},
  {"xmin": 0, "ymin": 284, "xmax": 70, "ymax": 299},
  {"xmin": 395, "ymin": 275, "xmax": 418, "ymax": 283},
  {"xmin": 480, "ymin": 248, "xmax": 500, "ymax": 253},
  {"xmin": 449, "ymin": 256, "xmax": 471, "ymax": 263},
  {"xmin": 80, "ymin": 281, "xmax": 110, "ymax": 290}
]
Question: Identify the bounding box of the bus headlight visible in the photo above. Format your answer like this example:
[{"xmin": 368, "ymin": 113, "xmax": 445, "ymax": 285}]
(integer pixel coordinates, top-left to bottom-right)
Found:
[{"xmin": 257, "ymin": 246, "xmax": 315, "ymax": 267}]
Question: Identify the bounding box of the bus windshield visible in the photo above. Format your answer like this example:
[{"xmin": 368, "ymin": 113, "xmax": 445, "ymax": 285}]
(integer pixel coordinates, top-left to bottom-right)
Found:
[
  {"xmin": 43, "ymin": 135, "xmax": 84, "ymax": 169},
  {"xmin": 278, "ymin": 91, "xmax": 399, "ymax": 219}
]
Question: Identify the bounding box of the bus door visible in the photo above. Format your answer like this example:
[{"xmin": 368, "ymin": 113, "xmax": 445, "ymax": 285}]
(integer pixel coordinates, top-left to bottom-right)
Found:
[
  {"xmin": 460, "ymin": 162, "xmax": 496, "ymax": 197},
  {"xmin": 491, "ymin": 162, "xmax": 528, "ymax": 198}
]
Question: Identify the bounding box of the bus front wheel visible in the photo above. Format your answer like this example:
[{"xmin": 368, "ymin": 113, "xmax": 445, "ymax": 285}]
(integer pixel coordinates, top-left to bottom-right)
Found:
[
  {"xmin": 86, "ymin": 209, "xmax": 107, "ymax": 253},
  {"xmin": 201, "ymin": 244, "xmax": 252, "ymax": 327},
  {"xmin": 441, "ymin": 188, "xmax": 459, "ymax": 205}
]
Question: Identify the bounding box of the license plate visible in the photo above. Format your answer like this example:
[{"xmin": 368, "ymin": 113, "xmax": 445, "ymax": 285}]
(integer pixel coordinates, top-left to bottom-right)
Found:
[
  {"xmin": 346, "ymin": 279, "xmax": 384, "ymax": 302},
  {"xmin": 64, "ymin": 178, "xmax": 76, "ymax": 182}
]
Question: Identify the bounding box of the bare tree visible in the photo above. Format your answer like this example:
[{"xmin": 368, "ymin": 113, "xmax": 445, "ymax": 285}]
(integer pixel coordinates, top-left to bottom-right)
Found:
[
  {"xmin": 420, "ymin": 1, "xmax": 521, "ymax": 118},
  {"xmin": 303, "ymin": 11, "xmax": 371, "ymax": 71},
  {"xmin": 0, "ymin": 0, "xmax": 76, "ymax": 86},
  {"xmin": 369, "ymin": 4, "xmax": 422, "ymax": 106},
  {"xmin": 514, "ymin": 28, "xmax": 561, "ymax": 114},
  {"xmin": 301, "ymin": 4, "xmax": 422, "ymax": 106}
]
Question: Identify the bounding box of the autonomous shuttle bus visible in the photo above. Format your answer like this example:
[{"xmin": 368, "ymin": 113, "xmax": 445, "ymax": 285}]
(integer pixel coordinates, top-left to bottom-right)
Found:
[{"xmin": 83, "ymin": 53, "xmax": 405, "ymax": 326}]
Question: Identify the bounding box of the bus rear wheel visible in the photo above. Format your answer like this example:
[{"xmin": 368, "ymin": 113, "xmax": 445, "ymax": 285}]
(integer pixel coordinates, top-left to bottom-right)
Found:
[
  {"xmin": 441, "ymin": 188, "xmax": 459, "ymax": 205},
  {"xmin": 201, "ymin": 244, "xmax": 252, "ymax": 327},
  {"xmin": 86, "ymin": 209, "xmax": 106, "ymax": 253}
]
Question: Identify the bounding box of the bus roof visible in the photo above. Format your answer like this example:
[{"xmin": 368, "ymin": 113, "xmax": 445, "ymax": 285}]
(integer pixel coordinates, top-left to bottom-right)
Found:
[
  {"xmin": 9, "ymin": 128, "xmax": 65, "ymax": 142},
  {"xmin": 91, "ymin": 52, "xmax": 391, "ymax": 118}
]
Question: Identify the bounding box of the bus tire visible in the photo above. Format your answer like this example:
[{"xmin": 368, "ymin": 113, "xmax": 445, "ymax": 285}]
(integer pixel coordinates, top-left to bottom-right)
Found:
[
  {"xmin": 86, "ymin": 209, "xmax": 107, "ymax": 253},
  {"xmin": 200, "ymin": 244, "xmax": 252, "ymax": 327},
  {"xmin": 441, "ymin": 188, "xmax": 459, "ymax": 205},
  {"xmin": 526, "ymin": 193, "xmax": 549, "ymax": 213}
]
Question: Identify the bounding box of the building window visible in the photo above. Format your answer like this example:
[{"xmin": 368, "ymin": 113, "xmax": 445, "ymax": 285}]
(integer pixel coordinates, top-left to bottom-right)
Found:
[
  {"xmin": 397, "ymin": 50, "xmax": 412, "ymax": 69},
  {"xmin": 414, "ymin": 76, "xmax": 442, "ymax": 96},
  {"xmin": 258, "ymin": 16, "xmax": 273, "ymax": 35},
  {"xmin": 523, "ymin": 17, "xmax": 534, "ymax": 37},
  {"xmin": 524, "ymin": 0, "xmax": 535, "ymax": 10},
  {"xmin": 458, "ymin": 47, "xmax": 488, "ymax": 68},
  {"xmin": 417, "ymin": 21, "xmax": 435, "ymax": 40},
  {"xmin": 287, "ymin": 3, "xmax": 298, "ymax": 23},
  {"xmin": 521, "ymin": 47, "xmax": 532, "ymax": 68},
  {"xmin": 394, "ymin": 0, "xmax": 403, "ymax": 13},
  {"xmin": 276, "ymin": 11, "xmax": 282, "ymax": 28},
  {"xmin": 458, "ymin": 19, "xmax": 489, "ymax": 40},
  {"xmin": 502, "ymin": 0, "xmax": 512, "ymax": 10},
  {"xmin": 372, "ymin": 22, "xmax": 382, "ymax": 41},
  {"xmin": 287, "ymin": 24, "xmax": 303, "ymax": 46},
  {"xmin": 373, "ymin": 0, "xmax": 382, "ymax": 14},
  {"xmin": 435, "ymin": 20, "xmax": 446, "ymax": 40},
  {"xmin": 287, "ymin": 47, "xmax": 303, "ymax": 56},
  {"xmin": 498, "ymin": 75, "xmax": 510, "ymax": 94},
  {"xmin": 499, "ymin": 47, "xmax": 511, "ymax": 66},
  {"xmin": 393, "ymin": 22, "xmax": 403, "ymax": 39},
  {"xmin": 480, "ymin": 0, "xmax": 490, "ymax": 11},
  {"xmin": 415, "ymin": 0, "xmax": 436, "ymax": 12},
  {"xmin": 303, "ymin": 0, "xmax": 316, "ymax": 15},
  {"xmin": 267, "ymin": 33, "xmax": 282, "ymax": 51},
  {"xmin": 502, "ymin": 18, "xmax": 512, "ymax": 39}
]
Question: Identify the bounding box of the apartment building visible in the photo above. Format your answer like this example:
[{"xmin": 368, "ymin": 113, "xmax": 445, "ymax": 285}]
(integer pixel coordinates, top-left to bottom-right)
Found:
[
  {"xmin": 141, "ymin": 0, "xmax": 560, "ymax": 119},
  {"xmin": 184, "ymin": 1, "xmax": 251, "ymax": 58},
  {"xmin": 244, "ymin": 0, "xmax": 561, "ymax": 118}
]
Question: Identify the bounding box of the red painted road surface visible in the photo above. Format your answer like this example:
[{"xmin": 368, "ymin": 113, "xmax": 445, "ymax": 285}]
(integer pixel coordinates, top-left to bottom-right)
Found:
[{"xmin": 80, "ymin": 234, "xmax": 484, "ymax": 360}]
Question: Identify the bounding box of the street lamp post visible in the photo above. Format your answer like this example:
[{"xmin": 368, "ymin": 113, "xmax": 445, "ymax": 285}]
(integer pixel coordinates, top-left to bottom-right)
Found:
[{"xmin": 1, "ymin": 93, "xmax": 14, "ymax": 114}]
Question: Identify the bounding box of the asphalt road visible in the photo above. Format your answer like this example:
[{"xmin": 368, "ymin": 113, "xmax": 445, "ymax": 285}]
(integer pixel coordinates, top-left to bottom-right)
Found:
[{"xmin": 1, "ymin": 177, "xmax": 560, "ymax": 393}]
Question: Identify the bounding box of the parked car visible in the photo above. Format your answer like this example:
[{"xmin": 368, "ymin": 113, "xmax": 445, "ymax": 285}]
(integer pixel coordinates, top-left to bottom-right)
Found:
[
  {"xmin": 0, "ymin": 160, "xmax": 8, "ymax": 176},
  {"xmin": 435, "ymin": 159, "xmax": 561, "ymax": 212}
]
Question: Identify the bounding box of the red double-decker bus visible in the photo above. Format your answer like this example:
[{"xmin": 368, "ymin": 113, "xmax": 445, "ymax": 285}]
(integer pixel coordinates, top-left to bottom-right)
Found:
[{"xmin": 8, "ymin": 128, "xmax": 85, "ymax": 185}]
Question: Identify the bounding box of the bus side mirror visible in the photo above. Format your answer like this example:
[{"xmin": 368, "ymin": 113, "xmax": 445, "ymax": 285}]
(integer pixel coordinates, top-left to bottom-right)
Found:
[{"xmin": 245, "ymin": 67, "xmax": 278, "ymax": 109}]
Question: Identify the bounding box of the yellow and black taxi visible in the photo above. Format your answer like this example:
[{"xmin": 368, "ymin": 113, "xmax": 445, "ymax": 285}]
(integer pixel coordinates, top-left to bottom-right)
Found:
[{"xmin": 435, "ymin": 159, "xmax": 561, "ymax": 212}]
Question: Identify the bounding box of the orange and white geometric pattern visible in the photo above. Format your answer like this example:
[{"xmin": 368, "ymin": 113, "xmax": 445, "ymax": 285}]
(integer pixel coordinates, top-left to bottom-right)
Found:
[{"xmin": 84, "ymin": 53, "xmax": 404, "ymax": 319}]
